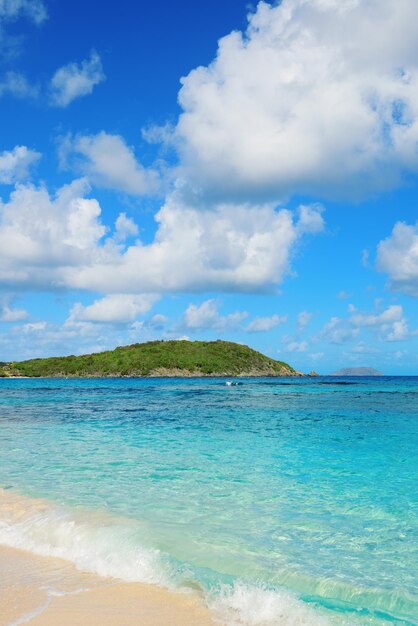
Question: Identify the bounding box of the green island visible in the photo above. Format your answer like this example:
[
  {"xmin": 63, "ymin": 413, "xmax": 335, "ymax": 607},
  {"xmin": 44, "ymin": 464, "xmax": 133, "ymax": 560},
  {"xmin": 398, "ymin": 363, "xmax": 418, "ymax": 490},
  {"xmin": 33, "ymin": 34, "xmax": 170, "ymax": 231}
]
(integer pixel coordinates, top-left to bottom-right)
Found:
[{"xmin": 0, "ymin": 340, "xmax": 297, "ymax": 378}]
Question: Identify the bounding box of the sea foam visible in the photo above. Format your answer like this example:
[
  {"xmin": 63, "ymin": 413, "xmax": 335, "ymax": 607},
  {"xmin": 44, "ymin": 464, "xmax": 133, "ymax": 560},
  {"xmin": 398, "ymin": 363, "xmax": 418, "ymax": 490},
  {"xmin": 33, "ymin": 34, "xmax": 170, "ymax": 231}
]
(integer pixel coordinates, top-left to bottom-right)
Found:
[
  {"xmin": 0, "ymin": 489, "xmax": 170, "ymax": 587},
  {"xmin": 0, "ymin": 489, "xmax": 333, "ymax": 626},
  {"xmin": 209, "ymin": 582, "xmax": 331, "ymax": 626}
]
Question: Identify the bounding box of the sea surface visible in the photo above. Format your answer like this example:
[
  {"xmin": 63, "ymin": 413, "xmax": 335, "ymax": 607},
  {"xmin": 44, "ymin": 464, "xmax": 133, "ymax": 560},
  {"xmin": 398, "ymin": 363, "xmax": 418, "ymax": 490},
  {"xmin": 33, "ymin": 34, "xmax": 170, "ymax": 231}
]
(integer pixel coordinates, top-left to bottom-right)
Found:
[{"xmin": 0, "ymin": 376, "xmax": 417, "ymax": 625}]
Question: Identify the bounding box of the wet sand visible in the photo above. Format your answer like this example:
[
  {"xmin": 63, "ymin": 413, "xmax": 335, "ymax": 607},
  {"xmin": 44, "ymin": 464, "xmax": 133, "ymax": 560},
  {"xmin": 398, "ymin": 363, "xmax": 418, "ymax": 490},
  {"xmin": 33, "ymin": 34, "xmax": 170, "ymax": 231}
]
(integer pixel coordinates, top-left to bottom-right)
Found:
[{"xmin": 0, "ymin": 544, "xmax": 214, "ymax": 626}]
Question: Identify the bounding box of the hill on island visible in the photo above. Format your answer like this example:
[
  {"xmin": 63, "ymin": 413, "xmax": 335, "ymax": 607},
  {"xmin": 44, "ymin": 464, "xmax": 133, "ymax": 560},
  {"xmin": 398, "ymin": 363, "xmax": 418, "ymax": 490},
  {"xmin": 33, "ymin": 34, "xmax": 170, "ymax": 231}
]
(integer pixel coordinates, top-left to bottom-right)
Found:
[
  {"xmin": 0, "ymin": 340, "xmax": 296, "ymax": 378},
  {"xmin": 329, "ymin": 367, "xmax": 384, "ymax": 376}
]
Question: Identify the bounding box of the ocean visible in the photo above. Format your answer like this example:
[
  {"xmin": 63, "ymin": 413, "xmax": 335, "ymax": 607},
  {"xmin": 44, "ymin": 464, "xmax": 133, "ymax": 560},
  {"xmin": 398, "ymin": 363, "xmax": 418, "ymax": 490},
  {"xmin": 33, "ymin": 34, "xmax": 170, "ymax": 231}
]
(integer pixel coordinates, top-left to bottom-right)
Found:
[{"xmin": 0, "ymin": 376, "xmax": 417, "ymax": 625}]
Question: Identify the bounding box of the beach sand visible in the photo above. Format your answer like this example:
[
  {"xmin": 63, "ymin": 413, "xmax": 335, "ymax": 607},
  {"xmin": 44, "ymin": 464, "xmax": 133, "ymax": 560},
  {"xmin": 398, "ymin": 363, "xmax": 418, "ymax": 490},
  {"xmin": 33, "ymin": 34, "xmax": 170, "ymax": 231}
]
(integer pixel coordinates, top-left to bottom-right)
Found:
[
  {"xmin": 0, "ymin": 487, "xmax": 215, "ymax": 625},
  {"xmin": 0, "ymin": 544, "xmax": 214, "ymax": 626}
]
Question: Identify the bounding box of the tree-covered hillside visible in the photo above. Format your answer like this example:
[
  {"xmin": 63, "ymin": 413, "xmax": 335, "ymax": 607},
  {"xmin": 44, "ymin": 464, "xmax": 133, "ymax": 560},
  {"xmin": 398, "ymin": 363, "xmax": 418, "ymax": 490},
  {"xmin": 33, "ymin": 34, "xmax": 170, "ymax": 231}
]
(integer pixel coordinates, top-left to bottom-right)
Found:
[{"xmin": 0, "ymin": 340, "xmax": 296, "ymax": 377}]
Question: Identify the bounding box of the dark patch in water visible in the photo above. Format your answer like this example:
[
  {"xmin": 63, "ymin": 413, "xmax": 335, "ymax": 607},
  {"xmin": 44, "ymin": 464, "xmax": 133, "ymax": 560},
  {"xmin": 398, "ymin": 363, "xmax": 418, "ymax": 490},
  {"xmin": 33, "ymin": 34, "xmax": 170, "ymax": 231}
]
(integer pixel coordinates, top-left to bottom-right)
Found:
[
  {"xmin": 250, "ymin": 381, "xmax": 299, "ymax": 386},
  {"xmin": 319, "ymin": 382, "xmax": 359, "ymax": 386}
]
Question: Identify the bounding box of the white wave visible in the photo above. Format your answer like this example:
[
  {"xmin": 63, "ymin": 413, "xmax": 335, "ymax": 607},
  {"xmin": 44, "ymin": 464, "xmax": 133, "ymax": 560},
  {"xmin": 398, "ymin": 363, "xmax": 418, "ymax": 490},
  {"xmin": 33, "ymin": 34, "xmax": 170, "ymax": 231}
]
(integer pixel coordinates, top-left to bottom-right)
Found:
[
  {"xmin": 0, "ymin": 490, "xmax": 334, "ymax": 626},
  {"xmin": 0, "ymin": 490, "xmax": 170, "ymax": 587},
  {"xmin": 209, "ymin": 581, "xmax": 331, "ymax": 626}
]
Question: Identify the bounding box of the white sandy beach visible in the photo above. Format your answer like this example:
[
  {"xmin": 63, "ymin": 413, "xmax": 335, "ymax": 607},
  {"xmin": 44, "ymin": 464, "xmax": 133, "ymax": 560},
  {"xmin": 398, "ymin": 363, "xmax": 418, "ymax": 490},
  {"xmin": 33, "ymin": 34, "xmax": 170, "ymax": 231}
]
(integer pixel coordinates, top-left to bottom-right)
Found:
[{"xmin": 0, "ymin": 544, "xmax": 214, "ymax": 626}]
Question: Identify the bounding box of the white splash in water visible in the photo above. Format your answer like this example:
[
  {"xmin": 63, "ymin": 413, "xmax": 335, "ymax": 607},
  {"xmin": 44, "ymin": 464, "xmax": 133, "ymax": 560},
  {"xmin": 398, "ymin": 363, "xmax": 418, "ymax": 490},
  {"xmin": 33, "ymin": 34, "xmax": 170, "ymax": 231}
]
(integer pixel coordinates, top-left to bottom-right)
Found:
[
  {"xmin": 0, "ymin": 489, "xmax": 170, "ymax": 586},
  {"xmin": 209, "ymin": 581, "xmax": 331, "ymax": 626}
]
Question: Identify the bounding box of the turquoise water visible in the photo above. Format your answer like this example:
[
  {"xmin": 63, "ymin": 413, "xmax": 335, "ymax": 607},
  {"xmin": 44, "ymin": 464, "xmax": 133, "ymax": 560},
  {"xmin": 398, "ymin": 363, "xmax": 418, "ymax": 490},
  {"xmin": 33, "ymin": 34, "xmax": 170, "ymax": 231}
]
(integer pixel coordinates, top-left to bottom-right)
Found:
[{"xmin": 0, "ymin": 377, "xmax": 417, "ymax": 625}]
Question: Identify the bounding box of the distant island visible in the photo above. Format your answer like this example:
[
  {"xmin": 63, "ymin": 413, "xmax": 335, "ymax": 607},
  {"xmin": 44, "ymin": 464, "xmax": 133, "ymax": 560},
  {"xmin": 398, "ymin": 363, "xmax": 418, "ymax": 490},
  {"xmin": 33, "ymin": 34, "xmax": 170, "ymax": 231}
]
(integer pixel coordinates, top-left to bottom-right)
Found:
[
  {"xmin": 0, "ymin": 340, "xmax": 297, "ymax": 378},
  {"xmin": 329, "ymin": 367, "xmax": 384, "ymax": 376}
]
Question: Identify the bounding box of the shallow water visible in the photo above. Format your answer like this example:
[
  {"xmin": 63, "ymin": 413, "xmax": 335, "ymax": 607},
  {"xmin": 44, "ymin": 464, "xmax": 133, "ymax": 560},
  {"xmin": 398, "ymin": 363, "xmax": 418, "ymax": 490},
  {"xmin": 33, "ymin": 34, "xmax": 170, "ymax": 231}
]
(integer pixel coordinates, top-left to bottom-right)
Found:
[{"xmin": 0, "ymin": 376, "xmax": 417, "ymax": 625}]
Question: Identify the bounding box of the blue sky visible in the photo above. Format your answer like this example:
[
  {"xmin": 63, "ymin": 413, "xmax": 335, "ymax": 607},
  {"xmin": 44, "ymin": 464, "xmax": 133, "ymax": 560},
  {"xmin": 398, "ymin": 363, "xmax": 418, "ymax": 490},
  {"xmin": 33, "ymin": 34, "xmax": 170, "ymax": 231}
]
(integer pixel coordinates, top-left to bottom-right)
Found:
[{"xmin": 1, "ymin": 0, "xmax": 418, "ymax": 374}]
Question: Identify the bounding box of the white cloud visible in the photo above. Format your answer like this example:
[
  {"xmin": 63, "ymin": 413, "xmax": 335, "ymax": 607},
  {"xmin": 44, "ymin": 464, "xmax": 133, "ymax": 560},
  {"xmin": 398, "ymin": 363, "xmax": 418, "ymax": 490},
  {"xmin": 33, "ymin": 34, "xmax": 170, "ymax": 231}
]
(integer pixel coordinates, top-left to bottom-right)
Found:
[
  {"xmin": 0, "ymin": 71, "xmax": 39, "ymax": 98},
  {"xmin": 385, "ymin": 319, "xmax": 410, "ymax": 342},
  {"xmin": 0, "ymin": 297, "xmax": 28, "ymax": 322},
  {"xmin": 168, "ymin": 0, "xmax": 418, "ymax": 200},
  {"xmin": 297, "ymin": 310, "xmax": 312, "ymax": 329},
  {"xmin": 142, "ymin": 122, "xmax": 176, "ymax": 146},
  {"xmin": 245, "ymin": 314, "xmax": 286, "ymax": 333},
  {"xmin": 320, "ymin": 316, "xmax": 359, "ymax": 344},
  {"xmin": 0, "ymin": 317, "xmax": 126, "ymax": 361},
  {"xmin": 0, "ymin": 145, "xmax": 40, "ymax": 183},
  {"xmin": 319, "ymin": 304, "xmax": 416, "ymax": 344},
  {"xmin": 376, "ymin": 221, "xmax": 418, "ymax": 296},
  {"xmin": 19, "ymin": 321, "xmax": 46, "ymax": 333},
  {"xmin": 49, "ymin": 50, "xmax": 105, "ymax": 107},
  {"xmin": 182, "ymin": 299, "xmax": 247, "ymax": 331},
  {"xmin": 68, "ymin": 294, "xmax": 159, "ymax": 324},
  {"xmin": 350, "ymin": 304, "xmax": 403, "ymax": 327},
  {"xmin": 74, "ymin": 198, "xmax": 323, "ymax": 294},
  {"xmin": 129, "ymin": 313, "xmax": 169, "ymax": 335},
  {"xmin": 0, "ymin": 180, "xmax": 324, "ymax": 294},
  {"xmin": 0, "ymin": 178, "xmax": 107, "ymax": 290},
  {"xmin": 114, "ymin": 212, "xmax": 139, "ymax": 242},
  {"xmin": 59, "ymin": 132, "xmax": 160, "ymax": 196},
  {"xmin": 0, "ymin": 0, "xmax": 47, "ymax": 24},
  {"xmin": 285, "ymin": 340, "xmax": 308, "ymax": 353},
  {"xmin": 350, "ymin": 342, "xmax": 379, "ymax": 354}
]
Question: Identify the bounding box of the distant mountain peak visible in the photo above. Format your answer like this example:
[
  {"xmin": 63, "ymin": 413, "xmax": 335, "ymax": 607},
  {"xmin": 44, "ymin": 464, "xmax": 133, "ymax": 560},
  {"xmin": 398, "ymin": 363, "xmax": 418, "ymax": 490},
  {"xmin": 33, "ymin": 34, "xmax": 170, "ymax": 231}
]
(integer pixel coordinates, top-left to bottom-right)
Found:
[{"xmin": 329, "ymin": 367, "xmax": 384, "ymax": 376}]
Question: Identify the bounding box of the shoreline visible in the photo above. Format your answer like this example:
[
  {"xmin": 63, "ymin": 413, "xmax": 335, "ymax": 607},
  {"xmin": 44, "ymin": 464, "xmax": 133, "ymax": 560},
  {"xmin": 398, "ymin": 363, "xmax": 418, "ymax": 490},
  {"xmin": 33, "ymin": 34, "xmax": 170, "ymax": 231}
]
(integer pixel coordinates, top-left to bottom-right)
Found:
[
  {"xmin": 0, "ymin": 371, "xmax": 306, "ymax": 379},
  {"xmin": 0, "ymin": 488, "xmax": 214, "ymax": 626},
  {"xmin": 0, "ymin": 544, "xmax": 214, "ymax": 626},
  {"xmin": 0, "ymin": 371, "xmax": 303, "ymax": 379}
]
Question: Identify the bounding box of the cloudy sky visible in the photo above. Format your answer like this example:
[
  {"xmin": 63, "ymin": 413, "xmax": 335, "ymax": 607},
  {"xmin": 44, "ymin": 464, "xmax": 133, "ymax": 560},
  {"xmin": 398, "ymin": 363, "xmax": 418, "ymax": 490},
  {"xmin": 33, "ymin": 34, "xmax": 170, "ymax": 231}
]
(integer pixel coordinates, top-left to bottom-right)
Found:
[{"xmin": 1, "ymin": 0, "xmax": 418, "ymax": 374}]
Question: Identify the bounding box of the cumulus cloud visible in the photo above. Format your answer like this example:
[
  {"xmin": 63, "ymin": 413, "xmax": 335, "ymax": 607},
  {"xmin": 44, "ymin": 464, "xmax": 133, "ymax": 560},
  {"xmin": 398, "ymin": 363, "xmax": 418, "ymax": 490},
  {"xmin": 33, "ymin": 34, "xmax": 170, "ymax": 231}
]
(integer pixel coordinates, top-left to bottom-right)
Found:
[
  {"xmin": 0, "ymin": 145, "xmax": 40, "ymax": 183},
  {"xmin": 114, "ymin": 212, "xmax": 139, "ymax": 242},
  {"xmin": 353, "ymin": 305, "xmax": 415, "ymax": 342},
  {"xmin": 245, "ymin": 314, "xmax": 286, "ymax": 333},
  {"xmin": 376, "ymin": 221, "xmax": 418, "ymax": 296},
  {"xmin": 0, "ymin": 71, "xmax": 39, "ymax": 98},
  {"xmin": 182, "ymin": 299, "xmax": 247, "ymax": 331},
  {"xmin": 19, "ymin": 320, "xmax": 46, "ymax": 333},
  {"xmin": 0, "ymin": 297, "xmax": 28, "ymax": 322},
  {"xmin": 0, "ymin": 317, "xmax": 126, "ymax": 361},
  {"xmin": 0, "ymin": 180, "xmax": 324, "ymax": 294},
  {"xmin": 350, "ymin": 304, "xmax": 403, "ymax": 327},
  {"xmin": 350, "ymin": 342, "xmax": 379, "ymax": 355},
  {"xmin": 320, "ymin": 316, "xmax": 360, "ymax": 344},
  {"xmin": 67, "ymin": 196, "xmax": 324, "ymax": 294},
  {"xmin": 319, "ymin": 303, "xmax": 416, "ymax": 344},
  {"xmin": 167, "ymin": 0, "xmax": 418, "ymax": 200},
  {"xmin": 49, "ymin": 50, "xmax": 105, "ymax": 107},
  {"xmin": 59, "ymin": 132, "xmax": 160, "ymax": 196},
  {"xmin": 385, "ymin": 320, "xmax": 411, "ymax": 342},
  {"xmin": 0, "ymin": 178, "xmax": 107, "ymax": 290},
  {"xmin": 68, "ymin": 294, "xmax": 159, "ymax": 324},
  {"xmin": 129, "ymin": 313, "xmax": 169, "ymax": 336}
]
